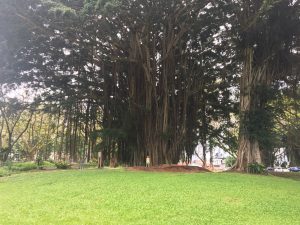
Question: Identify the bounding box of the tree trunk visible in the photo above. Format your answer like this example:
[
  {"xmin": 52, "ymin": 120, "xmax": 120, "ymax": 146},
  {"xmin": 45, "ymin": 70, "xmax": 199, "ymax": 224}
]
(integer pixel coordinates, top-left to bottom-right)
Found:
[
  {"xmin": 209, "ymin": 144, "xmax": 213, "ymax": 169},
  {"xmin": 235, "ymin": 48, "xmax": 265, "ymax": 171},
  {"xmin": 54, "ymin": 108, "xmax": 61, "ymax": 161},
  {"xmin": 236, "ymin": 134, "xmax": 261, "ymax": 171}
]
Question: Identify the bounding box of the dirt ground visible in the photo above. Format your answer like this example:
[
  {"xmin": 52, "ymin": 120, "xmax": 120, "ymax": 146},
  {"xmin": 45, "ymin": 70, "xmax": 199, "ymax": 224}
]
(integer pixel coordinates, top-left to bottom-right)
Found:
[{"xmin": 126, "ymin": 165, "xmax": 211, "ymax": 173}]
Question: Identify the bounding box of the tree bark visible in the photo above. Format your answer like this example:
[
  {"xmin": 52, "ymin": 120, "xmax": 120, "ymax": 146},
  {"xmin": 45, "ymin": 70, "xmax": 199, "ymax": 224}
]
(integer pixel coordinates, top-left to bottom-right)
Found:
[{"xmin": 235, "ymin": 48, "xmax": 265, "ymax": 171}]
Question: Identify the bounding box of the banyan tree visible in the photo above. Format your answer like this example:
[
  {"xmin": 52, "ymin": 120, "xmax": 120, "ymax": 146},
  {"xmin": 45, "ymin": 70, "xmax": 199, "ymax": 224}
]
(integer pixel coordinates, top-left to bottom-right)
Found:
[
  {"xmin": 96, "ymin": 0, "xmax": 235, "ymax": 165},
  {"xmin": 0, "ymin": 0, "xmax": 238, "ymax": 166},
  {"xmin": 235, "ymin": 0, "xmax": 300, "ymax": 170}
]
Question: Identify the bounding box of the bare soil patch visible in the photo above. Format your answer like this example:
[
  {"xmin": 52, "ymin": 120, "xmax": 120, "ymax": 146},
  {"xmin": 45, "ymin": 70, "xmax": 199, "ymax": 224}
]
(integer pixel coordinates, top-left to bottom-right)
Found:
[{"xmin": 126, "ymin": 165, "xmax": 211, "ymax": 173}]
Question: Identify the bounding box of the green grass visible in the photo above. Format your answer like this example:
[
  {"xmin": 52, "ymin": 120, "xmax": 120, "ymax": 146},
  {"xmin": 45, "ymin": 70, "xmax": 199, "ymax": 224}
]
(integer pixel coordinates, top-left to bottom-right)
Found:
[
  {"xmin": 0, "ymin": 169, "xmax": 300, "ymax": 225},
  {"xmin": 0, "ymin": 167, "xmax": 10, "ymax": 177},
  {"xmin": 270, "ymin": 172, "xmax": 300, "ymax": 181}
]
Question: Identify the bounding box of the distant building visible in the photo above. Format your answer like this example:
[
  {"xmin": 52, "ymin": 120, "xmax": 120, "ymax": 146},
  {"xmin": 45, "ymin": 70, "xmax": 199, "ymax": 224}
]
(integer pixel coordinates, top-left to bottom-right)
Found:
[{"xmin": 190, "ymin": 143, "xmax": 229, "ymax": 170}]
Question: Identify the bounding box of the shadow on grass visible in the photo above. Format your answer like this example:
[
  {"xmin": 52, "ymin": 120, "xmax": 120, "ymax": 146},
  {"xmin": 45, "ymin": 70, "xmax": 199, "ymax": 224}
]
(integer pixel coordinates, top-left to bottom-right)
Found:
[{"xmin": 269, "ymin": 172, "xmax": 300, "ymax": 181}]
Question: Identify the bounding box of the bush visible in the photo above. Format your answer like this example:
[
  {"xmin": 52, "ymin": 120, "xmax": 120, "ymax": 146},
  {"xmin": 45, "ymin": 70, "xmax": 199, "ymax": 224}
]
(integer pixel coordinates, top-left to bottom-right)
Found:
[
  {"xmin": 46, "ymin": 159, "xmax": 55, "ymax": 164},
  {"xmin": 4, "ymin": 160, "xmax": 13, "ymax": 171},
  {"xmin": 36, "ymin": 156, "xmax": 43, "ymax": 169},
  {"xmin": 225, "ymin": 156, "xmax": 236, "ymax": 167},
  {"xmin": 42, "ymin": 161, "xmax": 56, "ymax": 169},
  {"xmin": 87, "ymin": 160, "xmax": 97, "ymax": 167},
  {"xmin": 54, "ymin": 161, "xmax": 71, "ymax": 169},
  {"xmin": 10, "ymin": 162, "xmax": 38, "ymax": 171},
  {"xmin": 248, "ymin": 162, "xmax": 265, "ymax": 174},
  {"xmin": 281, "ymin": 161, "xmax": 288, "ymax": 168}
]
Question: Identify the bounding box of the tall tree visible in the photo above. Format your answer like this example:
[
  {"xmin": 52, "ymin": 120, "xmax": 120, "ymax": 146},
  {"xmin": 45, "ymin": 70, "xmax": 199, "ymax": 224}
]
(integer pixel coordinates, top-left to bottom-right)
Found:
[
  {"xmin": 0, "ymin": 88, "xmax": 34, "ymax": 160},
  {"xmin": 235, "ymin": 0, "xmax": 300, "ymax": 170}
]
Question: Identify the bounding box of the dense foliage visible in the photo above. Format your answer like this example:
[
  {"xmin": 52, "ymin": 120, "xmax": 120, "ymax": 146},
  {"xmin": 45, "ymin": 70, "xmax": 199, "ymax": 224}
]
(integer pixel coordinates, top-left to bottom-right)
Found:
[{"xmin": 0, "ymin": 0, "xmax": 299, "ymax": 169}]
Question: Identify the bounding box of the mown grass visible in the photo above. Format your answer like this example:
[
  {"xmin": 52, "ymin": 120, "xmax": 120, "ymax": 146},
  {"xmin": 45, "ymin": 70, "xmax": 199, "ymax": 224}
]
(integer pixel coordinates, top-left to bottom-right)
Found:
[
  {"xmin": 270, "ymin": 172, "xmax": 300, "ymax": 181},
  {"xmin": 0, "ymin": 169, "xmax": 299, "ymax": 225},
  {"xmin": 0, "ymin": 167, "xmax": 10, "ymax": 177}
]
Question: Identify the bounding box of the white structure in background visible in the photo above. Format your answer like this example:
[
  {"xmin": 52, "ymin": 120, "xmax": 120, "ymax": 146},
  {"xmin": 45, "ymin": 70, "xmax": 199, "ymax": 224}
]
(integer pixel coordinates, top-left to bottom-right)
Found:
[
  {"xmin": 188, "ymin": 144, "xmax": 290, "ymax": 171},
  {"xmin": 274, "ymin": 148, "xmax": 289, "ymax": 167},
  {"xmin": 190, "ymin": 143, "xmax": 230, "ymax": 170}
]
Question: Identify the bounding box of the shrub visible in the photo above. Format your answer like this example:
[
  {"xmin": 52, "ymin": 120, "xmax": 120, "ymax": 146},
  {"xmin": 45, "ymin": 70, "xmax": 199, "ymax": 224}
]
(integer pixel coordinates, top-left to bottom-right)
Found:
[
  {"xmin": 42, "ymin": 161, "xmax": 56, "ymax": 169},
  {"xmin": 248, "ymin": 162, "xmax": 265, "ymax": 174},
  {"xmin": 54, "ymin": 161, "xmax": 71, "ymax": 169},
  {"xmin": 46, "ymin": 159, "xmax": 55, "ymax": 163},
  {"xmin": 281, "ymin": 161, "xmax": 288, "ymax": 168},
  {"xmin": 36, "ymin": 156, "xmax": 43, "ymax": 169},
  {"xmin": 4, "ymin": 160, "xmax": 13, "ymax": 171},
  {"xmin": 87, "ymin": 160, "xmax": 97, "ymax": 167},
  {"xmin": 10, "ymin": 162, "xmax": 38, "ymax": 171},
  {"xmin": 225, "ymin": 156, "xmax": 236, "ymax": 167}
]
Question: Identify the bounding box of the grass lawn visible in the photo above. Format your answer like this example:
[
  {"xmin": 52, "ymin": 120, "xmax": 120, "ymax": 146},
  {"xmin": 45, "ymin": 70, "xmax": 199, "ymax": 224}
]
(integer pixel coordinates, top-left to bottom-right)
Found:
[{"xmin": 0, "ymin": 169, "xmax": 300, "ymax": 225}]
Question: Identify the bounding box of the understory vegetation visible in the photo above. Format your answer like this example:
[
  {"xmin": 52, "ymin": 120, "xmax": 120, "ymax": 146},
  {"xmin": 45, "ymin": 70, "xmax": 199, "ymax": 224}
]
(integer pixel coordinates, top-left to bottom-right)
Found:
[{"xmin": 0, "ymin": 160, "xmax": 99, "ymax": 177}]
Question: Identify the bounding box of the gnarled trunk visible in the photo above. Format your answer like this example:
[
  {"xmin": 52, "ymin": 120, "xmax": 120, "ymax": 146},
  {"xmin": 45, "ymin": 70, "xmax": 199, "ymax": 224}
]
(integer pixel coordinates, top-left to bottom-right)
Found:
[{"xmin": 235, "ymin": 48, "xmax": 268, "ymax": 171}]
